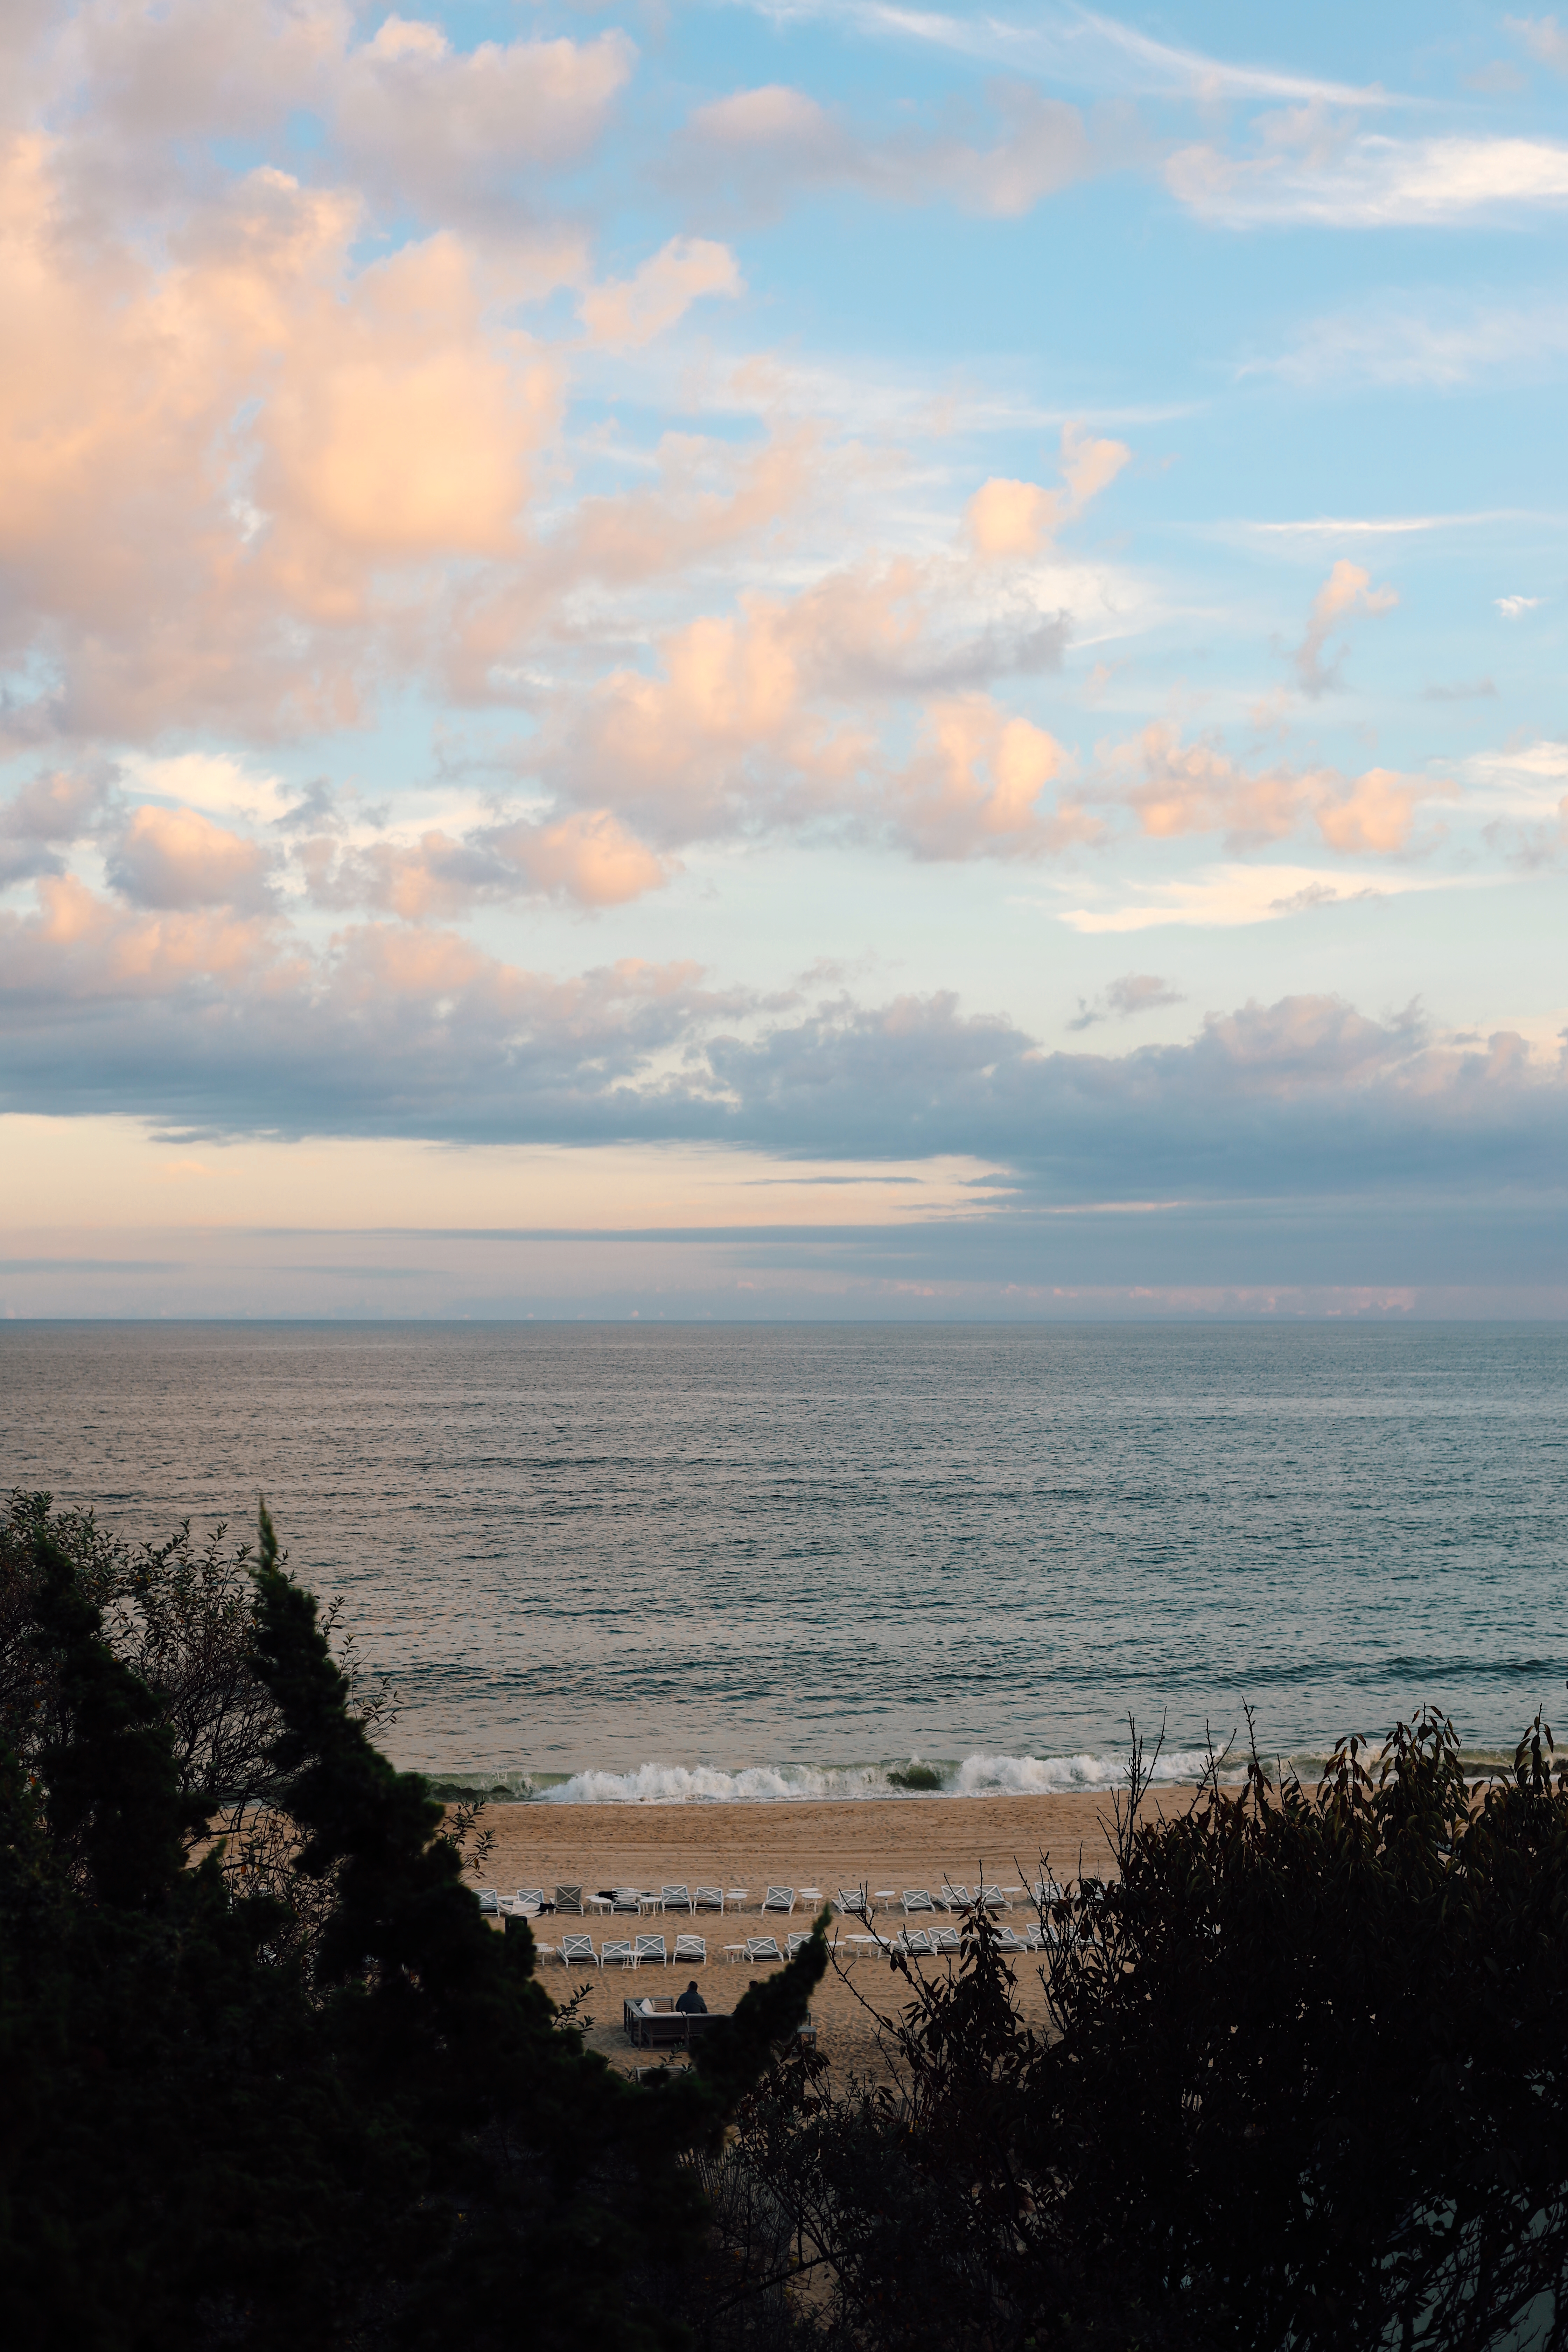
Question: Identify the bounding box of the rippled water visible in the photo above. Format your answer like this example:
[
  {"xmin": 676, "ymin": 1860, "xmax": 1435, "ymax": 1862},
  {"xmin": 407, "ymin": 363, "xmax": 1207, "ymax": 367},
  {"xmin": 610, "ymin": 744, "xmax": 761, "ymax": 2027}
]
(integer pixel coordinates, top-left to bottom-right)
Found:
[{"xmin": 2, "ymin": 1322, "xmax": 1564, "ymax": 1795}]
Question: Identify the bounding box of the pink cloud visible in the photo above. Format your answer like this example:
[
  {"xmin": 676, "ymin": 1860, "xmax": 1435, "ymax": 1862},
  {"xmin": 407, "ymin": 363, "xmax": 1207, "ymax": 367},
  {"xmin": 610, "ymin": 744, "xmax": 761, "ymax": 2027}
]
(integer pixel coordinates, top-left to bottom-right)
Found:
[
  {"xmin": 1294, "ymin": 559, "xmax": 1399, "ymax": 695},
  {"xmin": 108, "ymin": 805, "xmax": 274, "ymax": 909},
  {"xmin": 966, "ymin": 423, "xmax": 1130, "ymax": 558},
  {"xmin": 1104, "ymin": 723, "xmax": 1455, "ymax": 854}
]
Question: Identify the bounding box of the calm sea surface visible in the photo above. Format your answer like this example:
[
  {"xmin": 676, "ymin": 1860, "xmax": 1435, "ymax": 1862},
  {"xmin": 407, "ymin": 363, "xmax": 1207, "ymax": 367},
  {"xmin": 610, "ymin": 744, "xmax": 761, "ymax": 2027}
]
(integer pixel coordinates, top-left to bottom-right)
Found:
[{"xmin": 2, "ymin": 1322, "xmax": 1564, "ymax": 1798}]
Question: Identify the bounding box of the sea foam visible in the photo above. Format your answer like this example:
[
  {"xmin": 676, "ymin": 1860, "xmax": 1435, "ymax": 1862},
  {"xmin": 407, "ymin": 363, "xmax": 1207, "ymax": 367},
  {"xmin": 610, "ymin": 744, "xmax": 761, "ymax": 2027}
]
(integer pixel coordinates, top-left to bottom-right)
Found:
[{"xmin": 424, "ymin": 1748, "xmax": 1236, "ymax": 1804}]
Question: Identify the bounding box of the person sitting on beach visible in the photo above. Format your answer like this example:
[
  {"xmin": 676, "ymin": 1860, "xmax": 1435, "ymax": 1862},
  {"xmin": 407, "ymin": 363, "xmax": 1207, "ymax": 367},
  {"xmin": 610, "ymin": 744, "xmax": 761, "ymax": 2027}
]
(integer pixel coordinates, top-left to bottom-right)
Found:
[{"xmin": 675, "ymin": 1980, "xmax": 707, "ymax": 2015}]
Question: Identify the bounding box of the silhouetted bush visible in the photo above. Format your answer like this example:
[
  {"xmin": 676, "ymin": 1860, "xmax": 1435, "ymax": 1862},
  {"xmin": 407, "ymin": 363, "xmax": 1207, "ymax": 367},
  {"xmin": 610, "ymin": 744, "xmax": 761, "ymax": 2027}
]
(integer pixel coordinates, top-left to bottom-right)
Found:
[
  {"xmin": 0, "ymin": 1493, "xmax": 825, "ymax": 2351},
  {"xmin": 726, "ymin": 1715, "xmax": 1568, "ymax": 2351}
]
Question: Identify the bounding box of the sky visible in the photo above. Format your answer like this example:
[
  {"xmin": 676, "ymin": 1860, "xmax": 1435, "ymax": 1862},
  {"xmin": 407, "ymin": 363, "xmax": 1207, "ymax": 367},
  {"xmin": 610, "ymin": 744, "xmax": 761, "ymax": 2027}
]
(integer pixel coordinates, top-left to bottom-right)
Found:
[{"xmin": 2, "ymin": 0, "xmax": 1567, "ymax": 1320}]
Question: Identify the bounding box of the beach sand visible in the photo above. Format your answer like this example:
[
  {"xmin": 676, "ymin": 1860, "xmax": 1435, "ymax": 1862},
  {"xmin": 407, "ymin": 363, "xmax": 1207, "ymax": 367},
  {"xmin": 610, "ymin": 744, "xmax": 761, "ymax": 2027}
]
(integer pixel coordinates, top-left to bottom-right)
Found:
[{"xmin": 468, "ymin": 1788, "xmax": 1199, "ymax": 2081}]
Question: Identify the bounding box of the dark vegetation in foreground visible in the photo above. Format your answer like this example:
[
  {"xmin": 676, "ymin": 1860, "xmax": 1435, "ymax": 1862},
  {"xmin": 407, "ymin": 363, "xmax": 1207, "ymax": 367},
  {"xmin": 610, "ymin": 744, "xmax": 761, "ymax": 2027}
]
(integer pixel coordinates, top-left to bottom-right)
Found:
[{"xmin": 3, "ymin": 1496, "xmax": 1568, "ymax": 2350}]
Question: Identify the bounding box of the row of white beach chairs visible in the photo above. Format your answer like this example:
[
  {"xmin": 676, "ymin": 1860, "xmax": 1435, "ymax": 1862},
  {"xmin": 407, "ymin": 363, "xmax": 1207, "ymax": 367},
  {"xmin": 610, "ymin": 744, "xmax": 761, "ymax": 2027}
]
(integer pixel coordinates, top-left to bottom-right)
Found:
[
  {"xmin": 530, "ymin": 1922, "xmax": 1060, "ymax": 1972},
  {"xmin": 477, "ymin": 1881, "xmax": 1065, "ymax": 1922},
  {"xmin": 475, "ymin": 1885, "xmax": 809, "ymax": 1917}
]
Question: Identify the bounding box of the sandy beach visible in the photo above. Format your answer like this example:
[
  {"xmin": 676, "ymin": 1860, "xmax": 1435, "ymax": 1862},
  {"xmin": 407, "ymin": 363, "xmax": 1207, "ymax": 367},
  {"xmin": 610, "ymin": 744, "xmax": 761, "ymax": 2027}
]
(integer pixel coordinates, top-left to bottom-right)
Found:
[{"xmin": 469, "ymin": 1788, "xmax": 1199, "ymax": 2080}]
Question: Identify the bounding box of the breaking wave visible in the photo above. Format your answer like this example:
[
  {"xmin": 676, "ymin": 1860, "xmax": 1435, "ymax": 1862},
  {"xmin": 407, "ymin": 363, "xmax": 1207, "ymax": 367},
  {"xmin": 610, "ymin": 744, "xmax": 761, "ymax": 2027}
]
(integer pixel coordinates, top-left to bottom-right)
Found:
[{"xmin": 422, "ymin": 1748, "xmax": 1237, "ymax": 1805}]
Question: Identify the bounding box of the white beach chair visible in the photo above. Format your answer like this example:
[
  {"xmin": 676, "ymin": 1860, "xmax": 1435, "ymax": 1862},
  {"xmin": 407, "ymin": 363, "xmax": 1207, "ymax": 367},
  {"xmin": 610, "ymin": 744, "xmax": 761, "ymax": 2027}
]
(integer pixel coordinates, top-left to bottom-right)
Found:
[
  {"xmin": 674, "ymin": 1933, "xmax": 707, "ymax": 1966},
  {"xmin": 902, "ymin": 1929, "xmax": 937, "ymax": 1960},
  {"xmin": 635, "ymin": 1933, "xmax": 668, "ymax": 1967},
  {"xmin": 901, "ymin": 1889, "xmax": 936, "ymax": 1916},
  {"xmin": 474, "ymin": 1888, "xmax": 499, "ymax": 1915},
  {"xmin": 834, "ymin": 1888, "xmax": 868, "ymax": 1916},
  {"xmin": 746, "ymin": 1935, "xmax": 784, "ymax": 1964},
  {"xmin": 559, "ymin": 1933, "xmax": 599, "ymax": 1970},
  {"xmin": 762, "ymin": 1886, "xmax": 796, "ymax": 1914},
  {"xmin": 660, "ymin": 1885, "xmax": 694, "ymax": 1914},
  {"xmin": 785, "ymin": 1932, "xmax": 814, "ymax": 1959},
  {"xmin": 992, "ymin": 1926, "xmax": 1029, "ymax": 1956},
  {"xmin": 693, "ymin": 1886, "xmax": 725, "ymax": 1914},
  {"xmin": 610, "ymin": 1888, "xmax": 643, "ymax": 1914},
  {"xmin": 979, "ymin": 1885, "xmax": 1010, "ymax": 1912},
  {"xmin": 513, "ymin": 1888, "xmax": 545, "ymax": 1912},
  {"xmin": 601, "ymin": 1938, "xmax": 640, "ymax": 1968},
  {"xmin": 933, "ymin": 1926, "xmax": 961, "ymax": 1955},
  {"xmin": 1030, "ymin": 1877, "xmax": 1064, "ymax": 1906},
  {"xmin": 938, "ymin": 1883, "xmax": 970, "ymax": 1911},
  {"xmin": 554, "ymin": 1884, "xmax": 585, "ymax": 1916}
]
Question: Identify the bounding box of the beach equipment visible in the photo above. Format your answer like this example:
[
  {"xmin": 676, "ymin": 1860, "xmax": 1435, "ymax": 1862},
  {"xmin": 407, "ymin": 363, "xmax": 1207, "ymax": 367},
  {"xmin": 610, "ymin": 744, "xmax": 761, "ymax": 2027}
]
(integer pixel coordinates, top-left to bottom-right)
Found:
[
  {"xmin": 746, "ymin": 1935, "xmax": 784, "ymax": 1964},
  {"xmin": 901, "ymin": 1929, "xmax": 937, "ymax": 1960},
  {"xmin": 762, "ymin": 1886, "xmax": 796, "ymax": 1913},
  {"xmin": 979, "ymin": 1885, "xmax": 1010, "ymax": 1911},
  {"xmin": 673, "ymin": 1933, "xmax": 707, "ymax": 1966},
  {"xmin": 992, "ymin": 1927, "xmax": 1030, "ymax": 1955},
  {"xmin": 1029, "ymin": 1877, "xmax": 1063, "ymax": 1905},
  {"xmin": 660, "ymin": 1884, "xmax": 694, "ymax": 1913},
  {"xmin": 514, "ymin": 1888, "xmax": 545, "ymax": 1911},
  {"xmin": 785, "ymin": 1932, "xmax": 815, "ymax": 1959},
  {"xmin": 610, "ymin": 1887, "xmax": 643, "ymax": 1914},
  {"xmin": 635, "ymin": 1934, "xmax": 668, "ymax": 1967},
  {"xmin": 933, "ymin": 1926, "xmax": 960, "ymax": 1954},
  {"xmin": 474, "ymin": 1888, "xmax": 499, "ymax": 1914},
  {"xmin": 726, "ymin": 1888, "xmax": 749, "ymax": 1909},
  {"xmin": 938, "ymin": 1883, "xmax": 969, "ymax": 1910},
  {"xmin": 693, "ymin": 1886, "xmax": 725, "ymax": 1913},
  {"xmin": 601, "ymin": 1939, "xmax": 640, "ymax": 1968},
  {"xmin": 834, "ymin": 1888, "xmax": 869, "ymax": 1916},
  {"xmin": 554, "ymin": 1884, "xmax": 585, "ymax": 1915},
  {"xmin": 559, "ymin": 1933, "xmax": 599, "ymax": 1969},
  {"xmin": 901, "ymin": 1889, "xmax": 936, "ymax": 1916},
  {"xmin": 722, "ymin": 1941, "xmax": 749, "ymax": 1962}
]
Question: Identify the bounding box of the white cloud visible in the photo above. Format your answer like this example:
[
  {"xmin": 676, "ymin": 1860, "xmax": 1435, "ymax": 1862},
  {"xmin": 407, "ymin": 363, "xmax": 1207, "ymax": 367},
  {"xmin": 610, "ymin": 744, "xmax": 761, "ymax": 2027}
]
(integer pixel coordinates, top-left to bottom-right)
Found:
[
  {"xmin": 1051, "ymin": 864, "xmax": 1480, "ymax": 933},
  {"xmin": 1244, "ymin": 298, "xmax": 1568, "ymax": 389},
  {"xmin": 1508, "ymin": 15, "xmax": 1568, "ymax": 72},
  {"xmin": 1170, "ymin": 130, "xmax": 1568, "ymax": 227},
  {"xmin": 1496, "ymin": 593, "xmax": 1545, "ymax": 616}
]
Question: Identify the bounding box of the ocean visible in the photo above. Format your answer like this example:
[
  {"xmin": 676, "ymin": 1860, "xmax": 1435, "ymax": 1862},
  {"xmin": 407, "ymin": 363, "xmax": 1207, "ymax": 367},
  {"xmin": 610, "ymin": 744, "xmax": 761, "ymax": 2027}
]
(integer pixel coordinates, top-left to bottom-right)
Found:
[{"xmin": 2, "ymin": 1321, "xmax": 1563, "ymax": 1799}]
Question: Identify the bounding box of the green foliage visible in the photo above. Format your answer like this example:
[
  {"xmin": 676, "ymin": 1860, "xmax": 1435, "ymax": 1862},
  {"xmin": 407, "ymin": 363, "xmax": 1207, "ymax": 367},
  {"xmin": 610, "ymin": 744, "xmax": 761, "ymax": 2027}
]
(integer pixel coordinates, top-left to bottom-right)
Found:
[{"xmin": 0, "ymin": 1494, "xmax": 826, "ymax": 2351}]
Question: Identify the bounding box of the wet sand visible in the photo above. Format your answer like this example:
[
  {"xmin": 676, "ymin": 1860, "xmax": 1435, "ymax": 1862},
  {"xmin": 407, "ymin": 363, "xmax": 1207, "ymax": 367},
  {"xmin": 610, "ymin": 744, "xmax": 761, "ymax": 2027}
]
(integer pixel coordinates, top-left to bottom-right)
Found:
[{"xmin": 467, "ymin": 1788, "xmax": 1199, "ymax": 2080}]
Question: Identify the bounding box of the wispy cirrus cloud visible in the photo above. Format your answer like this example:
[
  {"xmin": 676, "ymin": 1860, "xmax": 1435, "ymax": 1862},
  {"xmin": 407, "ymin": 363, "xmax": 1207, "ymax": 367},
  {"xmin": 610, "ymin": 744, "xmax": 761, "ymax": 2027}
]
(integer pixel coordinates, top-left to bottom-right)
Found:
[{"xmin": 1168, "ymin": 124, "xmax": 1568, "ymax": 227}]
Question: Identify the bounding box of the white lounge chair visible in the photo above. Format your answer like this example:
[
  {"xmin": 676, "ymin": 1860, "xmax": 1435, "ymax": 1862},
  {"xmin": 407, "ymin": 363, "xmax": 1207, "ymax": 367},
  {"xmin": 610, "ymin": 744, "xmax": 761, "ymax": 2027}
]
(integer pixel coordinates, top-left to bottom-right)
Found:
[
  {"xmin": 993, "ymin": 1926, "xmax": 1029, "ymax": 1955},
  {"xmin": 693, "ymin": 1886, "xmax": 725, "ymax": 1914},
  {"xmin": 746, "ymin": 1935, "xmax": 784, "ymax": 1963},
  {"xmin": 474, "ymin": 1888, "xmax": 499, "ymax": 1914},
  {"xmin": 554, "ymin": 1884, "xmax": 585, "ymax": 1915},
  {"xmin": 933, "ymin": 1926, "xmax": 961, "ymax": 1954},
  {"xmin": 610, "ymin": 1888, "xmax": 643, "ymax": 1914},
  {"xmin": 901, "ymin": 1889, "xmax": 936, "ymax": 1916},
  {"xmin": 601, "ymin": 1939, "xmax": 640, "ymax": 1968},
  {"xmin": 902, "ymin": 1929, "xmax": 937, "ymax": 1960},
  {"xmin": 559, "ymin": 1933, "xmax": 598, "ymax": 1969},
  {"xmin": 635, "ymin": 1934, "xmax": 668, "ymax": 1967},
  {"xmin": 785, "ymin": 1931, "xmax": 814, "ymax": 1959},
  {"xmin": 762, "ymin": 1887, "xmax": 796, "ymax": 1914},
  {"xmin": 834, "ymin": 1888, "xmax": 868, "ymax": 1916},
  {"xmin": 674, "ymin": 1933, "xmax": 707, "ymax": 1965},
  {"xmin": 938, "ymin": 1883, "xmax": 969, "ymax": 1911},
  {"xmin": 980, "ymin": 1885, "xmax": 1011, "ymax": 1911},
  {"xmin": 660, "ymin": 1885, "xmax": 694, "ymax": 1914},
  {"xmin": 514, "ymin": 1888, "xmax": 545, "ymax": 1912}
]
